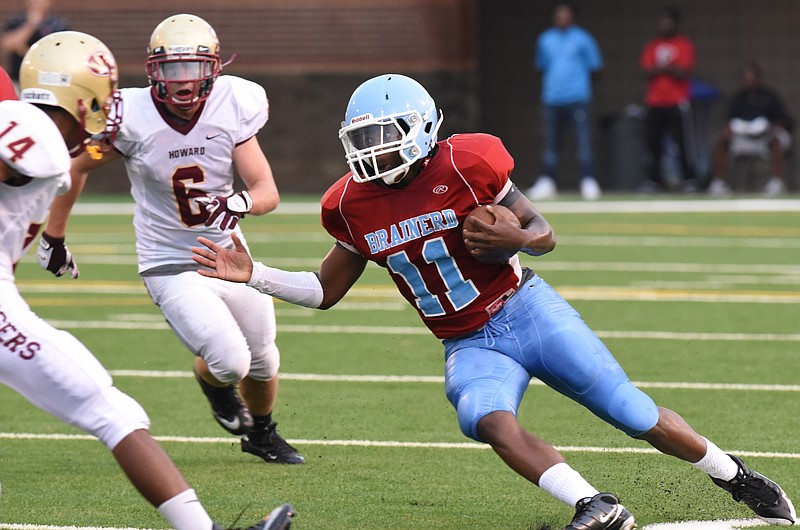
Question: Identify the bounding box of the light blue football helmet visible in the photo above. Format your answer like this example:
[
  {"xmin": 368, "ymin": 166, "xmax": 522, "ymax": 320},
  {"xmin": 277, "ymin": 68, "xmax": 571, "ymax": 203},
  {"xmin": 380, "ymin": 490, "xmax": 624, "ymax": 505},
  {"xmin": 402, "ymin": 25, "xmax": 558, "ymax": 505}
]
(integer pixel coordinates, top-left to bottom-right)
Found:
[{"xmin": 339, "ymin": 74, "xmax": 443, "ymax": 185}]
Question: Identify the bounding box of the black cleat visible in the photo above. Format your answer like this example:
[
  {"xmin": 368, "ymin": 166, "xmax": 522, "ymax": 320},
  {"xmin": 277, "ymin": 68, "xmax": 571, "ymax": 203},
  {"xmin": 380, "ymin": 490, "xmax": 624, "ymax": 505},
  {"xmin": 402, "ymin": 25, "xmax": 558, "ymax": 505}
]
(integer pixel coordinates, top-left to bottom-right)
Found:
[
  {"xmin": 241, "ymin": 421, "xmax": 305, "ymax": 464},
  {"xmin": 710, "ymin": 454, "xmax": 796, "ymax": 526},
  {"xmin": 563, "ymin": 493, "xmax": 636, "ymax": 530},
  {"xmin": 213, "ymin": 502, "xmax": 295, "ymax": 530},
  {"xmin": 194, "ymin": 370, "xmax": 254, "ymax": 436}
]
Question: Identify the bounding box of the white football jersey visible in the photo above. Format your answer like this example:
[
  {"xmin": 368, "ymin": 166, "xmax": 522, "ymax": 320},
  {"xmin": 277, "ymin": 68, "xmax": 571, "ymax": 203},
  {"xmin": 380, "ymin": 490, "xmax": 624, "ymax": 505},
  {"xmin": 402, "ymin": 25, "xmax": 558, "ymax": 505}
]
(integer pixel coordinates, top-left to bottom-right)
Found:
[
  {"xmin": 0, "ymin": 100, "xmax": 70, "ymax": 282},
  {"xmin": 113, "ymin": 75, "xmax": 268, "ymax": 273}
]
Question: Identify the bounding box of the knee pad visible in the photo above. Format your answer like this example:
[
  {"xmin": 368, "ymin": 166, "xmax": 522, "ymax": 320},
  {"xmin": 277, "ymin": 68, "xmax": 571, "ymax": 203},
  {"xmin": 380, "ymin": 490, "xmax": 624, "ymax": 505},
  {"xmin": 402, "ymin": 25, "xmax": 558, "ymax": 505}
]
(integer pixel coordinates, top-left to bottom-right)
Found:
[
  {"xmin": 205, "ymin": 351, "xmax": 252, "ymax": 385},
  {"xmin": 455, "ymin": 394, "xmax": 484, "ymax": 442},
  {"xmin": 605, "ymin": 382, "xmax": 659, "ymax": 437},
  {"xmin": 246, "ymin": 342, "xmax": 280, "ymax": 381},
  {"xmin": 72, "ymin": 386, "xmax": 151, "ymax": 450}
]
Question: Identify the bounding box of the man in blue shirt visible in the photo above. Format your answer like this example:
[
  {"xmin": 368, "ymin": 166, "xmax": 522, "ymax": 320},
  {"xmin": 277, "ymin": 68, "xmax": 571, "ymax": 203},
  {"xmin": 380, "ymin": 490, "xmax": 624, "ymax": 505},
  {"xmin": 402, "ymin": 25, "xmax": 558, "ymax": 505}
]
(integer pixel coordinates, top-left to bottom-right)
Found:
[{"xmin": 528, "ymin": 2, "xmax": 603, "ymax": 200}]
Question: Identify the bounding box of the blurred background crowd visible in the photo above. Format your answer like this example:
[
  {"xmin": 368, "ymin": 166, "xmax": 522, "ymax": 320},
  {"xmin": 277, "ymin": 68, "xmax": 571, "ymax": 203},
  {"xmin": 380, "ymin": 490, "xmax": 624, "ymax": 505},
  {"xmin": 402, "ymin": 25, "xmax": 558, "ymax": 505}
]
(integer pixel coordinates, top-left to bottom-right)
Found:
[{"xmin": 2, "ymin": 0, "xmax": 797, "ymax": 197}]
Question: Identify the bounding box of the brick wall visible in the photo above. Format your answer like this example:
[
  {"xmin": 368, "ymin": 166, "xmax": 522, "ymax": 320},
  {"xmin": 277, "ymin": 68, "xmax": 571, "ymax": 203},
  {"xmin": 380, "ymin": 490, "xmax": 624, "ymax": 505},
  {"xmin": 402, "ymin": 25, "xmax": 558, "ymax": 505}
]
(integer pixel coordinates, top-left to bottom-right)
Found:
[{"xmin": 4, "ymin": 0, "xmax": 800, "ymax": 193}]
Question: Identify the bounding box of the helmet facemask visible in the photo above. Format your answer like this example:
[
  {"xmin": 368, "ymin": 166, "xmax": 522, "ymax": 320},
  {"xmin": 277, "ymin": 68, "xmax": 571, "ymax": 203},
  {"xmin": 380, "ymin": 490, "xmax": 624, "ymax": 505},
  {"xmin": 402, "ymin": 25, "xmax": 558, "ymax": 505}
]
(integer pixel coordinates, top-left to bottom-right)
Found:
[
  {"xmin": 146, "ymin": 52, "xmax": 221, "ymax": 107},
  {"xmin": 340, "ymin": 110, "xmax": 441, "ymax": 185}
]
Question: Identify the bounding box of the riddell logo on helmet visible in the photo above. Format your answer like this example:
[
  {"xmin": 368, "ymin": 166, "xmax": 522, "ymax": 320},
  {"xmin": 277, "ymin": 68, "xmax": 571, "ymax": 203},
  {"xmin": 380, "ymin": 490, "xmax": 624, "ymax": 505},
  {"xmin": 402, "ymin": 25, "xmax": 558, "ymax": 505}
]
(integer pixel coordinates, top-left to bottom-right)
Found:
[{"xmin": 350, "ymin": 113, "xmax": 373, "ymax": 124}]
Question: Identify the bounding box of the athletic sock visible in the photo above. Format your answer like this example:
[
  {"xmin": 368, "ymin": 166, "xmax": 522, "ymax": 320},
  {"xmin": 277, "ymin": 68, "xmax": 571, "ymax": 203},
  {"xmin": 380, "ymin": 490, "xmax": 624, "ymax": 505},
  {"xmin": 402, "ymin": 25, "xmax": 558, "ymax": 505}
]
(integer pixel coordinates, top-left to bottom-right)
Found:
[
  {"xmin": 157, "ymin": 488, "xmax": 215, "ymax": 530},
  {"xmin": 691, "ymin": 437, "xmax": 739, "ymax": 481},
  {"xmin": 538, "ymin": 462, "xmax": 599, "ymax": 507}
]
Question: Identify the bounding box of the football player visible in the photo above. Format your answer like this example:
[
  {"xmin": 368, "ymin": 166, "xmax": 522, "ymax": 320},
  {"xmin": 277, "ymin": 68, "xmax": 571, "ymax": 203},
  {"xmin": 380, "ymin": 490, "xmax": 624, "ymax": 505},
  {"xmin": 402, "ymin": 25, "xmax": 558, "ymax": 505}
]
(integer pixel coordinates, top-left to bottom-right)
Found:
[
  {"xmin": 0, "ymin": 66, "xmax": 16, "ymax": 100},
  {"xmin": 1, "ymin": 31, "xmax": 294, "ymax": 529},
  {"xmin": 192, "ymin": 74, "xmax": 796, "ymax": 529},
  {"xmin": 39, "ymin": 14, "xmax": 303, "ymax": 464}
]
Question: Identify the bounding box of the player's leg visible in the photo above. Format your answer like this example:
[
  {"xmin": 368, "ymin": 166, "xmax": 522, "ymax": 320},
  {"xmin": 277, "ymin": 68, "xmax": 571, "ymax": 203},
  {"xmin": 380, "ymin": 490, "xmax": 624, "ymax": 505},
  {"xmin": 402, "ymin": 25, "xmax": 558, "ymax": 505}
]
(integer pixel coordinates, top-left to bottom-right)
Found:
[
  {"xmin": 228, "ymin": 282, "xmax": 304, "ymax": 464},
  {"xmin": 508, "ymin": 274, "xmax": 795, "ymax": 525},
  {"xmin": 638, "ymin": 407, "xmax": 796, "ymax": 525},
  {"xmin": 443, "ymin": 337, "xmax": 635, "ymax": 530},
  {"xmin": 0, "ymin": 285, "xmax": 219, "ymax": 529},
  {"xmin": 143, "ymin": 272, "xmax": 255, "ymax": 435}
]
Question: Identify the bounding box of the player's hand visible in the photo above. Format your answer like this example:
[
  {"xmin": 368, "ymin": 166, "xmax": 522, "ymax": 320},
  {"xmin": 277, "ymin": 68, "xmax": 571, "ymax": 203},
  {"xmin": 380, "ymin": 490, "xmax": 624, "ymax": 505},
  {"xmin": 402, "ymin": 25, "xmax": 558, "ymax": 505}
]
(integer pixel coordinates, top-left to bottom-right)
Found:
[
  {"xmin": 462, "ymin": 206, "xmax": 524, "ymax": 256},
  {"xmin": 196, "ymin": 191, "xmax": 253, "ymax": 230},
  {"xmin": 192, "ymin": 232, "xmax": 254, "ymax": 283},
  {"xmin": 37, "ymin": 232, "xmax": 80, "ymax": 278}
]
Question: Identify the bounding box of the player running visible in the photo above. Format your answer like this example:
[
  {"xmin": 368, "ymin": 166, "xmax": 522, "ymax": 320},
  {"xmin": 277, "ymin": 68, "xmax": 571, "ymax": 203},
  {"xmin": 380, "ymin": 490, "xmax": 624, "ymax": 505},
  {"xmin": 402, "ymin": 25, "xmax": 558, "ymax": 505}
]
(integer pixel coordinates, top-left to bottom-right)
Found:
[
  {"xmin": 0, "ymin": 31, "xmax": 293, "ymax": 529},
  {"xmin": 192, "ymin": 73, "xmax": 795, "ymax": 529},
  {"xmin": 38, "ymin": 14, "xmax": 303, "ymax": 465}
]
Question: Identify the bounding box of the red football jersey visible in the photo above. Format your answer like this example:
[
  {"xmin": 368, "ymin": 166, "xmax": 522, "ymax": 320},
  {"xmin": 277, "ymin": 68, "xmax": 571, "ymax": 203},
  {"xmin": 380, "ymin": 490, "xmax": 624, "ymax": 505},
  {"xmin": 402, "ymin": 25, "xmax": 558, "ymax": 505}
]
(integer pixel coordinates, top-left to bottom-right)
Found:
[
  {"xmin": 321, "ymin": 133, "xmax": 524, "ymax": 339},
  {"xmin": 0, "ymin": 67, "xmax": 17, "ymax": 101}
]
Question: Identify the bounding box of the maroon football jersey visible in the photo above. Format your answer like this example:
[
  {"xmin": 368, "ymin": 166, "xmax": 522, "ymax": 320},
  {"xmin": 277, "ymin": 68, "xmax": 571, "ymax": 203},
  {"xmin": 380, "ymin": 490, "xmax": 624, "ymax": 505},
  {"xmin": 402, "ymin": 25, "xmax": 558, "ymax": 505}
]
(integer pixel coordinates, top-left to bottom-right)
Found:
[{"xmin": 321, "ymin": 133, "xmax": 523, "ymax": 339}]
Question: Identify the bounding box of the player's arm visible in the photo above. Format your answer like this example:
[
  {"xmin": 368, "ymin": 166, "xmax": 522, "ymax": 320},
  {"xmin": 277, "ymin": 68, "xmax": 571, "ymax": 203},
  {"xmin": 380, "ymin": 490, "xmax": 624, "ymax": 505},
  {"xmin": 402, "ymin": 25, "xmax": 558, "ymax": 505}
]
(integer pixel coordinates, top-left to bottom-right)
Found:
[
  {"xmin": 232, "ymin": 135, "xmax": 279, "ymax": 215},
  {"xmin": 38, "ymin": 148, "xmax": 119, "ymax": 277},
  {"xmin": 502, "ymin": 189, "xmax": 556, "ymax": 256},
  {"xmin": 200, "ymin": 136, "xmax": 280, "ymax": 230},
  {"xmin": 192, "ymin": 235, "xmax": 367, "ymax": 310},
  {"xmin": 463, "ymin": 184, "xmax": 555, "ymax": 257}
]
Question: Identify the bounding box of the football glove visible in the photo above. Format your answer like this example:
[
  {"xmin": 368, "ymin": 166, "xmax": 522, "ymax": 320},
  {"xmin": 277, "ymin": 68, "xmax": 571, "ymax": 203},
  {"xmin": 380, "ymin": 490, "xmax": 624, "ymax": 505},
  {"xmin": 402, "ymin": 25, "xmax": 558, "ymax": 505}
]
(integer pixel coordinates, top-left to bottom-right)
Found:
[
  {"xmin": 197, "ymin": 191, "xmax": 253, "ymax": 230},
  {"xmin": 37, "ymin": 232, "xmax": 80, "ymax": 278}
]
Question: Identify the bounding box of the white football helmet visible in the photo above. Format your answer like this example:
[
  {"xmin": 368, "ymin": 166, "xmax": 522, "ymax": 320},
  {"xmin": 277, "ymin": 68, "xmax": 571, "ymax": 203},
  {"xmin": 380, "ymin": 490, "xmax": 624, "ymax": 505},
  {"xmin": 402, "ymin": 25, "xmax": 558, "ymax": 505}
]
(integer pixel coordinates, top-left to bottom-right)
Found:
[
  {"xmin": 146, "ymin": 14, "xmax": 225, "ymax": 107},
  {"xmin": 339, "ymin": 74, "xmax": 443, "ymax": 185},
  {"xmin": 18, "ymin": 31, "xmax": 122, "ymax": 144}
]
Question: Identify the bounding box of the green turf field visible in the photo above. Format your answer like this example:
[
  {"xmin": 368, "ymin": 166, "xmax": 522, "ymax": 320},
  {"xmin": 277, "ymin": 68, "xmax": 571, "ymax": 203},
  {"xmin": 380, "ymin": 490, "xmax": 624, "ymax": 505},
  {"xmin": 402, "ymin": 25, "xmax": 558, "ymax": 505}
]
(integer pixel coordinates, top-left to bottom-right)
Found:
[{"xmin": 1, "ymin": 196, "xmax": 799, "ymax": 529}]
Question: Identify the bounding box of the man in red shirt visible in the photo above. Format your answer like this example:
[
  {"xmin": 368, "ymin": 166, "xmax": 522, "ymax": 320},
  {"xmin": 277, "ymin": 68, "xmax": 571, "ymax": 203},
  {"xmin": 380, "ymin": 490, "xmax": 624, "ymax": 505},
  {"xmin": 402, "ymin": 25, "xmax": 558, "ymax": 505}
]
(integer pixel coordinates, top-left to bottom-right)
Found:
[{"xmin": 640, "ymin": 7, "xmax": 697, "ymax": 193}]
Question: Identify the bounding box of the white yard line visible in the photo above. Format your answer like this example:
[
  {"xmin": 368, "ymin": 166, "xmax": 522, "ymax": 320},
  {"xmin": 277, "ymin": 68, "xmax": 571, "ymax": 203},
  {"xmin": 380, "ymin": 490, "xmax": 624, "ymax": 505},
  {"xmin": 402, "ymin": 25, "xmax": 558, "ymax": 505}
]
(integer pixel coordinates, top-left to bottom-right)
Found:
[
  {"xmin": 105, "ymin": 370, "xmax": 800, "ymax": 393},
  {"xmin": 71, "ymin": 199, "xmax": 800, "ymax": 216},
  {"xmin": 43, "ymin": 320, "xmax": 800, "ymax": 342},
  {"xmin": 1, "ymin": 432, "xmax": 797, "ymax": 460}
]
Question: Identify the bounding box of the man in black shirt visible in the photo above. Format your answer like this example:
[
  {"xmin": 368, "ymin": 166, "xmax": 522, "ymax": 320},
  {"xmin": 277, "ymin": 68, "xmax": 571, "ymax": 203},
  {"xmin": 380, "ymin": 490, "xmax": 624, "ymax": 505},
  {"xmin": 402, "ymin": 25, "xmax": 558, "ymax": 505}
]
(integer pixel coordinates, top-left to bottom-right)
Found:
[{"xmin": 708, "ymin": 61, "xmax": 792, "ymax": 195}]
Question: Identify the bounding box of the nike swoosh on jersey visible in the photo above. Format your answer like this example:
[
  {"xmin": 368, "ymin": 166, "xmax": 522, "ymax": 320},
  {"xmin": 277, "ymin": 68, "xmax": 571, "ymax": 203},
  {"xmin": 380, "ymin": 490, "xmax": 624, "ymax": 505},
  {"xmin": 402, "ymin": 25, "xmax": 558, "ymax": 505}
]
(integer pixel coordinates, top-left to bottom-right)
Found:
[{"xmin": 206, "ymin": 133, "xmax": 222, "ymax": 140}]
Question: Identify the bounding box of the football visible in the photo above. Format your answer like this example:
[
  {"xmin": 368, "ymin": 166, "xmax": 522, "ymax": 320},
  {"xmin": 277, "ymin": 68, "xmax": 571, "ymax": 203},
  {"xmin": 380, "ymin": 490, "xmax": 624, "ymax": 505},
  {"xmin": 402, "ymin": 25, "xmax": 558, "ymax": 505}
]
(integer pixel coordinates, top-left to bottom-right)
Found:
[{"xmin": 463, "ymin": 204, "xmax": 521, "ymax": 264}]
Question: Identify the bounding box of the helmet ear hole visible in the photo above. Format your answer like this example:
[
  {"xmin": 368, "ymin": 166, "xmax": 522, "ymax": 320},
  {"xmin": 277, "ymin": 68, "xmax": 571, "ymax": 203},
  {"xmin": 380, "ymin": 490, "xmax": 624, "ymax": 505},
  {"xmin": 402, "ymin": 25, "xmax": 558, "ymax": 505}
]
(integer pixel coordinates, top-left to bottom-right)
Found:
[{"xmin": 424, "ymin": 122, "xmax": 432, "ymax": 134}]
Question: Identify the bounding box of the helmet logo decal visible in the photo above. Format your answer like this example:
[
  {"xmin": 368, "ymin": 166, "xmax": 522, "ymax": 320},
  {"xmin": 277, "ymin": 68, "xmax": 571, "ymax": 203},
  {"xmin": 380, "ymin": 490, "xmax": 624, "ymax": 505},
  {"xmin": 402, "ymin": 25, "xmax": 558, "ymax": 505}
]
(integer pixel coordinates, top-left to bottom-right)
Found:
[
  {"xmin": 36, "ymin": 71, "xmax": 71, "ymax": 86},
  {"xmin": 86, "ymin": 51, "xmax": 115, "ymax": 77},
  {"xmin": 433, "ymin": 185, "xmax": 448, "ymax": 194},
  {"xmin": 20, "ymin": 88, "xmax": 58, "ymax": 104},
  {"xmin": 350, "ymin": 113, "xmax": 373, "ymax": 125},
  {"xmin": 167, "ymin": 45, "xmax": 195, "ymax": 54}
]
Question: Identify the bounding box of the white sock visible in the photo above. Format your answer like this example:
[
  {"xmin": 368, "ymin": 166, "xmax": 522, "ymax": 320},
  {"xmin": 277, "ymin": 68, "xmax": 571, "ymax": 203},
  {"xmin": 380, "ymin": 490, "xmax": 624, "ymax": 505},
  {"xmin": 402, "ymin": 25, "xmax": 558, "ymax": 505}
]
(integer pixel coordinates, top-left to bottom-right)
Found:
[
  {"xmin": 157, "ymin": 488, "xmax": 215, "ymax": 530},
  {"xmin": 538, "ymin": 462, "xmax": 599, "ymax": 508},
  {"xmin": 690, "ymin": 438, "xmax": 739, "ymax": 481}
]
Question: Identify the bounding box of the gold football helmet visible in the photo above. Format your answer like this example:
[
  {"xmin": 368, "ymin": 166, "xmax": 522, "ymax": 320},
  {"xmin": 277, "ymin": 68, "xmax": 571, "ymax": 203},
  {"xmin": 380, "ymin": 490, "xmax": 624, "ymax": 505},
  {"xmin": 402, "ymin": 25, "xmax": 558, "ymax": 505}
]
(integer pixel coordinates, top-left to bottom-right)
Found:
[
  {"xmin": 146, "ymin": 14, "xmax": 225, "ymax": 106},
  {"xmin": 18, "ymin": 31, "xmax": 122, "ymax": 143}
]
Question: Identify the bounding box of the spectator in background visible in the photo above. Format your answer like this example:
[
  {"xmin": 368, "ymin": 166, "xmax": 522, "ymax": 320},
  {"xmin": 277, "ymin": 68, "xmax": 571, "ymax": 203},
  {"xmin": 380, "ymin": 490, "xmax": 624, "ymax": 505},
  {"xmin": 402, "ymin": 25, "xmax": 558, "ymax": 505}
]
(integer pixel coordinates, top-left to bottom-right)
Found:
[
  {"xmin": 640, "ymin": 7, "xmax": 697, "ymax": 193},
  {"xmin": 527, "ymin": 2, "xmax": 603, "ymax": 201},
  {"xmin": 1, "ymin": 0, "xmax": 68, "ymax": 87},
  {"xmin": 708, "ymin": 61, "xmax": 793, "ymax": 196}
]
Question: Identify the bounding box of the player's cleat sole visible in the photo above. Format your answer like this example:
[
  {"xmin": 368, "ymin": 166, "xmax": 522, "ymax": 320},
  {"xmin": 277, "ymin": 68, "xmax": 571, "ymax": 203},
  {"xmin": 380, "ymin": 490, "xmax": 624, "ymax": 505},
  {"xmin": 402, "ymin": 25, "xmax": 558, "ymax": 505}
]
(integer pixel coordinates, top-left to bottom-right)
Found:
[
  {"xmin": 711, "ymin": 454, "xmax": 796, "ymax": 526},
  {"xmin": 194, "ymin": 369, "xmax": 254, "ymax": 436},
  {"xmin": 241, "ymin": 421, "xmax": 305, "ymax": 464},
  {"xmin": 563, "ymin": 492, "xmax": 637, "ymax": 530},
  {"xmin": 213, "ymin": 502, "xmax": 295, "ymax": 530}
]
